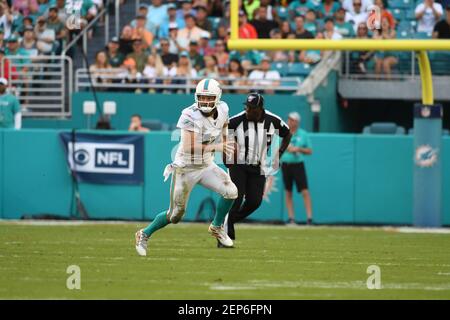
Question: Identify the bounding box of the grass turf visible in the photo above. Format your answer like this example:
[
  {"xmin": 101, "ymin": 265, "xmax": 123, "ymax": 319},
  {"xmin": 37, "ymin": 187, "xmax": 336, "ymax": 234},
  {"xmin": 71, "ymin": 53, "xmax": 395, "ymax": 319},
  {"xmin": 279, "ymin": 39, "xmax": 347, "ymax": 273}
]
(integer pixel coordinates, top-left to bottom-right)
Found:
[{"xmin": 1, "ymin": 222, "xmax": 450, "ymax": 299}]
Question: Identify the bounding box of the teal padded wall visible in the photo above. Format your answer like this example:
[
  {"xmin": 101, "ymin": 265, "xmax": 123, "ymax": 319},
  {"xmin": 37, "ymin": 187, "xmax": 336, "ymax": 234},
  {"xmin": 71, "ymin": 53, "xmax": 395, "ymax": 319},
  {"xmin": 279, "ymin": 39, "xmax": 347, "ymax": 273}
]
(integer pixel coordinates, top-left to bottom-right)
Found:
[
  {"xmin": 354, "ymin": 136, "xmax": 413, "ymax": 224},
  {"xmin": 1, "ymin": 130, "xmax": 449, "ymax": 226},
  {"xmin": 293, "ymin": 134, "xmax": 355, "ymax": 224},
  {"xmin": 443, "ymin": 137, "xmax": 450, "ymax": 225},
  {"xmin": 1, "ymin": 130, "xmax": 72, "ymax": 218}
]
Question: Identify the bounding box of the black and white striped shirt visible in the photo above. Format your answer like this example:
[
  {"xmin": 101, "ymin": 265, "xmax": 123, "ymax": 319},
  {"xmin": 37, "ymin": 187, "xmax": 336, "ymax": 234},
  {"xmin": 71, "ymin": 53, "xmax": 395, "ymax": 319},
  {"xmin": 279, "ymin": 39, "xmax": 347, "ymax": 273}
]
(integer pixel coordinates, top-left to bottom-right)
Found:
[{"xmin": 228, "ymin": 110, "xmax": 290, "ymax": 166}]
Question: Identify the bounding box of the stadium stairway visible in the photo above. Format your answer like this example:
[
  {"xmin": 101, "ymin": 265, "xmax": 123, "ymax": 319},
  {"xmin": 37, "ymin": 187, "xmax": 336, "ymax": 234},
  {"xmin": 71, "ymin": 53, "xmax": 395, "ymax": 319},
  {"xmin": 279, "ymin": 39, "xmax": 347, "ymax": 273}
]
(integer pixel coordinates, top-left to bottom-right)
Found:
[{"xmin": 71, "ymin": 0, "xmax": 137, "ymax": 70}]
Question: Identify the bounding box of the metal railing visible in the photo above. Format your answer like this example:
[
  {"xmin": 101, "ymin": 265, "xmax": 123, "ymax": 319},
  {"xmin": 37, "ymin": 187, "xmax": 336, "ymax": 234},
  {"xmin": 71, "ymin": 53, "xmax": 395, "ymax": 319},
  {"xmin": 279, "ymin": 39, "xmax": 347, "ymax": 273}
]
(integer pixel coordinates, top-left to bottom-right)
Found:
[
  {"xmin": 74, "ymin": 69, "xmax": 303, "ymax": 93},
  {"xmin": 340, "ymin": 51, "xmax": 450, "ymax": 80},
  {"xmin": 62, "ymin": 1, "xmax": 111, "ymax": 68},
  {"xmin": 1, "ymin": 55, "xmax": 73, "ymax": 117}
]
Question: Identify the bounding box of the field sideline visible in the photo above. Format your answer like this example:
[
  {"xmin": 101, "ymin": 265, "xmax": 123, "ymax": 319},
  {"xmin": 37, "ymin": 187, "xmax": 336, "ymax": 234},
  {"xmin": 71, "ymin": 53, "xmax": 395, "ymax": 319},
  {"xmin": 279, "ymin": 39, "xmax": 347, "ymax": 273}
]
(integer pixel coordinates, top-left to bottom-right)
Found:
[{"xmin": 1, "ymin": 221, "xmax": 450, "ymax": 299}]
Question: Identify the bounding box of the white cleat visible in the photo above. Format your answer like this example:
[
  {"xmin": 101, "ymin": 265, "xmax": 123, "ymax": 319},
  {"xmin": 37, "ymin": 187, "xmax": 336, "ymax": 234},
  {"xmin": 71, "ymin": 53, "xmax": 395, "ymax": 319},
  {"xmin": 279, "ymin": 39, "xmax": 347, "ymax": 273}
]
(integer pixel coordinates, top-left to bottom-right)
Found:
[
  {"xmin": 208, "ymin": 224, "xmax": 234, "ymax": 248},
  {"xmin": 135, "ymin": 229, "xmax": 149, "ymax": 256}
]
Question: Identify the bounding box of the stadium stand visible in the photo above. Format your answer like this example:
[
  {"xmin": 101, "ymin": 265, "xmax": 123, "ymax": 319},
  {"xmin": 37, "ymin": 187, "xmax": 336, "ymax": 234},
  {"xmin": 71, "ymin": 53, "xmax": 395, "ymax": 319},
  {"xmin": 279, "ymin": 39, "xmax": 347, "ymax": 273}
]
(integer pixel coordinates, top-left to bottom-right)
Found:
[{"xmin": 0, "ymin": 0, "xmax": 449, "ymax": 119}]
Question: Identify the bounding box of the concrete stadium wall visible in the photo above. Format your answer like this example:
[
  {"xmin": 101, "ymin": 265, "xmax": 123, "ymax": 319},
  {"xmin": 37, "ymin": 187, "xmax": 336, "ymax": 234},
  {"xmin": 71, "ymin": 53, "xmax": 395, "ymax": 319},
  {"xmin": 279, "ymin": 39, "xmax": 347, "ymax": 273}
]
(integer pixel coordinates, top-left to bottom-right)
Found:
[{"xmin": 0, "ymin": 129, "xmax": 448, "ymax": 225}]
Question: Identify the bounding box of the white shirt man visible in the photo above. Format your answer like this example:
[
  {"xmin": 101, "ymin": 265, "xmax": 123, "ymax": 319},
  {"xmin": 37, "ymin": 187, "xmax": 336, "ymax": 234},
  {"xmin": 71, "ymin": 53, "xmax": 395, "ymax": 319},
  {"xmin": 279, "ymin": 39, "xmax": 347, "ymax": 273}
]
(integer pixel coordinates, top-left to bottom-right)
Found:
[
  {"xmin": 415, "ymin": 0, "xmax": 444, "ymax": 33},
  {"xmin": 345, "ymin": 1, "xmax": 369, "ymax": 33},
  {"xmin": 248, "ymin": 57, "xmax": 281, "ymax": 87}
]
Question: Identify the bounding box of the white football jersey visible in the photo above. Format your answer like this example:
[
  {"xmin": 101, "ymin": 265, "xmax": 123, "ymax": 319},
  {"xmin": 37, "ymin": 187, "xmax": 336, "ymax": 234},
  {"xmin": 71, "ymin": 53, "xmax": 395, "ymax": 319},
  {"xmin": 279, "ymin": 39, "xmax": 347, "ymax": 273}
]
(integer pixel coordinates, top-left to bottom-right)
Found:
[{"xmin": 174, "ymin": 101, "xmax": 229, "ymax": 167}]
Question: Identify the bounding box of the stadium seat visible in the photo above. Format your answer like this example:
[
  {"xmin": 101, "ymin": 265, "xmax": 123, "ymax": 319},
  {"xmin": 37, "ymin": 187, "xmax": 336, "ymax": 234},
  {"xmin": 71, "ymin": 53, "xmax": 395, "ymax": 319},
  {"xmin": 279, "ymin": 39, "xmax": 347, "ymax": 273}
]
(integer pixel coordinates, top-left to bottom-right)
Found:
[
  {"xmin": 363, "ymin": 122, "xmax": 406, "ymax": 135},
  {"xmin": 429, "ymin": 52, "xmax": 450, "ymax": 75},
  {"xmin": 286, "ymin": 62, "xmax": 312, "ymax": 77},
  {"xmin": 142, "ymin": 119, "xmax": 170, "ymax": 131},
  {"xmin": 388, "ymin": 0, "xmax": 414, "ymax": 9},
  {"xmin": 276, "ymin": 6, "xmax": 289, "ymax": 20},
  {"xmin": 414, "ymin": 31, "xmax": 432, "ymax": 39},
  {"xmin": 392, "ymin": 8, "xmax": 405, "ymax": 21},
  {"xmin": 271, "ymin": 62, "xmax": 288, "ymax": 76},
  {"xmin": 405, "ymin": 9, "xmax": 416, "ymax": 20}
]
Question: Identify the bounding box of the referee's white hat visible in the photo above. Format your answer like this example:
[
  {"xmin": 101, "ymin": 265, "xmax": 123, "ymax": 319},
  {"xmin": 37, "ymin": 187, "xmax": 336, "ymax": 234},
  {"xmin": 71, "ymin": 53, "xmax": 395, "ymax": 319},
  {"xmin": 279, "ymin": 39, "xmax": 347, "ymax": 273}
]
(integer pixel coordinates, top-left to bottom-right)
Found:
[{"xmin": 288, "ymin": 112, "xmax": 301, "ymax": 122}]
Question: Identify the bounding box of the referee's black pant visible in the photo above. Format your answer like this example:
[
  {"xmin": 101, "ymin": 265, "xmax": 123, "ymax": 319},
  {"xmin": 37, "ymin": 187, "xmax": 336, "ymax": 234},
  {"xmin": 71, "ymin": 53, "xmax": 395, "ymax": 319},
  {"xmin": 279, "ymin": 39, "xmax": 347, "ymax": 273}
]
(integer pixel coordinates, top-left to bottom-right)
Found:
[{"xmin": 227, "ymin": 164, "xmax": 266, "ymax": 240}]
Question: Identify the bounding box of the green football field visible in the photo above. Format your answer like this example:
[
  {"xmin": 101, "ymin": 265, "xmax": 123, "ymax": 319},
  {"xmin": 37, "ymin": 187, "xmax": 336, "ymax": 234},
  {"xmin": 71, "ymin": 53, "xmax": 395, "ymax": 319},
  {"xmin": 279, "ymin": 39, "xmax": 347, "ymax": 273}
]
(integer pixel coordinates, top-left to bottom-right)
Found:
[{"xmin": 1, "ymin": 221, "xmax": 450, "ymax": 299}]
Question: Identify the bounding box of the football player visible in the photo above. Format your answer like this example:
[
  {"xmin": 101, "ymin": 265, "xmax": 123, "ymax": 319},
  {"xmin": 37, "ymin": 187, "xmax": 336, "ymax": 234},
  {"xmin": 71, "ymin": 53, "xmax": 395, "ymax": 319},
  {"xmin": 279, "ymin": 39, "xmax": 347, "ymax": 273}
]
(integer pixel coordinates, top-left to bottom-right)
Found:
[{"xmin": 135, "ymin": 78, "xmax": 238, "ymax": 256}]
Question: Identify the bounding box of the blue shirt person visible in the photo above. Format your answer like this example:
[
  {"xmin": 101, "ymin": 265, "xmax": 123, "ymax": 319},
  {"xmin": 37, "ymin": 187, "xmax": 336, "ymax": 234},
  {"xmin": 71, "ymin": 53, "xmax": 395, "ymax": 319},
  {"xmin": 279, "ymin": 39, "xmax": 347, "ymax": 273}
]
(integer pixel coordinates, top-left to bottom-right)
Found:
[{"xmin": 280, "ymin": 112, "xmax": 313, "ymax": 225}]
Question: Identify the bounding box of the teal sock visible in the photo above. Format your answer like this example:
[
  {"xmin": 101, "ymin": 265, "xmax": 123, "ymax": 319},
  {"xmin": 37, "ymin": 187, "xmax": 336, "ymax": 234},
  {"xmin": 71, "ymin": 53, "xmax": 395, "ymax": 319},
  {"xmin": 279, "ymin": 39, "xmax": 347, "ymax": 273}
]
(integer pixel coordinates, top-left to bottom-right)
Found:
[
  {"xmin": 212, "ymin": 197, "xmax": 234, "ymax": 227},
  {"xmin": 143, "ymin": 211, "xmax": 170, "ymax": 237}
]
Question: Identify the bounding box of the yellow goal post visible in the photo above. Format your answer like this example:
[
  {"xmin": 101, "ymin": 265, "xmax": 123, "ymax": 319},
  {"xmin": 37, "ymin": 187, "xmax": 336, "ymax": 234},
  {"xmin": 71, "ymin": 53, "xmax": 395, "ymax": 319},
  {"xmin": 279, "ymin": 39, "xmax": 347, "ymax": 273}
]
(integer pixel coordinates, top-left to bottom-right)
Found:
[{"xmin": 227, "ymin": 0, "xmax": 450, "ymax": 105}]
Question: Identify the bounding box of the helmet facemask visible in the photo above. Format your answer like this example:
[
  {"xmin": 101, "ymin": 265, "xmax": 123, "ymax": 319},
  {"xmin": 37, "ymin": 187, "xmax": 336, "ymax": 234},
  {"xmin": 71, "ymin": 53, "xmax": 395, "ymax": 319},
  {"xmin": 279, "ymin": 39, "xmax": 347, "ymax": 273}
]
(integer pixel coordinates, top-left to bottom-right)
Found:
[{"xmin": 196, "ymin": 93, "xmax": 219, "ymax": 114}]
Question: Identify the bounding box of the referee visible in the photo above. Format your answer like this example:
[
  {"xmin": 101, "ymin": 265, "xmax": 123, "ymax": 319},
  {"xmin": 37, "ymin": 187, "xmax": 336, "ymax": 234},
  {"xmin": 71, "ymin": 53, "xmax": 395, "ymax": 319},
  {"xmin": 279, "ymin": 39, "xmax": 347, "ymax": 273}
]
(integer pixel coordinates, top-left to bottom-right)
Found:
[
  {"xmin": 222, "ymin": 92, "xmax": 292, "ymax": 246},
  {"xmin": 281, "ymin": 112, "xmax": 313, "ymax": 225}
]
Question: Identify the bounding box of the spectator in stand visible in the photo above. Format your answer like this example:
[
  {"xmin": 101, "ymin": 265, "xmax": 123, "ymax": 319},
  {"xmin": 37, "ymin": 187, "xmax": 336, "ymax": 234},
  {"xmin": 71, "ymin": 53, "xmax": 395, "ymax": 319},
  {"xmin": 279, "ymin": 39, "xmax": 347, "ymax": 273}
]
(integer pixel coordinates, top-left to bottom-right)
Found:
[
  {"xmin": 106, "ymin": 37, "xmax": 125, "ymax": 68},
  {"xmin": 142, "ymin": 54, "xmax": 164, "ymax": 87},
  {"xmin": 260, "ymin": 0, "xmax": 276, "ymax": 21},
  {"xmin": 188, "ymin": 40, "xmax": 204, "ymax": 71},
  {"xmin": 167, "ymin": 22, "xmax": 184, "ymax": 54},
  {"xmin": 352, "ymin": 22, "xmax": 374, "ymax": 74},
  {"xmin": 90, "ymin": 51, "xmax": 112, "ymax": 90},
  {"xmin": 0, "ymin": 2, "xmax": 13, "ymax": 38},
  {"xmin": 35, "ymin": 16, "xmax": 56, "ymax": 55},
  {"xmin": 214, "ymin": 39, "xmax": 229, "ymax": 68},
  {"xmin": 342, "ymin": 0, "xmax": 373, "ymax": 14},
  {"xmin": 129, "ymin": 114, "xmax": 150, "ymax": 132},
  {"xmin": 373, "ymin": 17, "xmax": 397, "ymax": 79},
  {"xmin": 177, "ymin": 0, "xmax": 196, "ymax": 21},
  {"xmin": 55, "ymin": 0, "xmax": 67, "ymax": 22},
  {"xmin": 198, "ymin": 54, "xmax": 219, "ymax": 78},
  {"xmin": 218, "ymin": 3, "xmax": 230, "ymax": 32},
  {"xmin": 299, "ymin": 32, "xmax": 323, "ymax": 64},
  {"xmin": 433, "ymin": 5, "xmax": 450, "ymax": 39},
  {"xmin": 119, "ymin": 25, "xmax": 135, "ymax": 56},
  {"xmin": 132, "ymin": 15, "xmax": 154, "ymax": 50},
  {"xmin": 374, "ymin": 0, "xmax": 396, "ymax": 30},
  {"xmin": 239, "ymin": 10, "xmax": 258, "ymax": 38},
  {"xmin": 159, "ymin": 3, "xmax": 185, "ymax": 39},
  {"xmin": 280, "ymin": 21, "xmax": 292, "ymax": 38},
  {"xmin": 207, "ymin": 0, "xmax": 225, "ymax": 17},
  {"xmin": 334, "ymin": 7, "xmax": 355, "ymax": 38},
  {"xmin": 177, "ymin": 14, "xmax": 208, "ymax": 50},
  {"xmin": 159, "ymin": 37, "xmax": 179, "ymax": 67},
  {"xmin": 243, "ymin": 0, "xmax": 260, "ymax": 20},
  {"xmin": 323, "ymin": 17, "xmax": 343, "ymax": 40},
  {"xmin": 47, "ymin": 6, "xmax": 65, "ymax": 54},
  {"xmin": 12, "ymin": 0, "xmax": 39, "ymax": 17},
  {"xmin": 126, "ymin": 39, "xmax": 149, "ymax": 73},
  {"xmin": 16, "ymin": 16, "xmax": 33, "ymax": 36},
  {"xmin": 248, "ymin": 55, "xmax": 281, "ymax": 94},
  {"xmin": 147, "ymin": 0, "xmax": 168, "ymax": 31},
  {"xmin": 131, "ymin": 4, "xmax": 157, "ymax": 35},
  {"xmin": 294, "ymin": 15, "xmax": 314, "ymax": 39},
  {"xmin": 251, "ymin": 5, "xmax": 279, "ymax": 38},
  {"xmin": 415, "ymin": 0, "xmax": 443, "ymax": 34},
  {"xmin": 268, "ymin": 28, "xmax": 291, "ymax": 62},
  {"xmin": 318, "ymin": 0, "xmax": 341, "ymax": 18},
  {"xmin": 5, "ymin": 35, "xmax": 30, "ymax": 72},
  {"xmin": 173, "ymin": 51, "xmax": 197, "ymax": 89},
  {"xmin": 198, "ymin": 31, "xmax": 214, "ymax": 56},
  {"xmin": 228, "ymin": 58, "xmax": 249, "ymax": 94},
  {"xmin": 289, "ymin": 0, "xmax": 316, "ymax": 19},
  {"xmin": 304, "ymin": 9, "xmax": 318, "ymax": 36},
  {"xmin": 195, "ymin": 4, "xmax": 213, "ymax": 34},
  {"xmin": 21, "ymin": 26, "xmax": 38, "ymax": 57},
  {"xmin": 345, "ymin": 0, "xmax": 369, "ymax": 33},
  {"xmin": 31, "ymin": 0, "xmax": 50, "ymax": 23}
]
